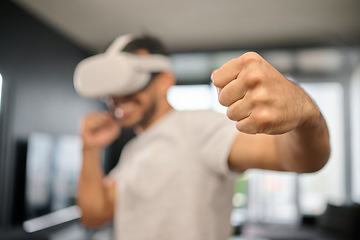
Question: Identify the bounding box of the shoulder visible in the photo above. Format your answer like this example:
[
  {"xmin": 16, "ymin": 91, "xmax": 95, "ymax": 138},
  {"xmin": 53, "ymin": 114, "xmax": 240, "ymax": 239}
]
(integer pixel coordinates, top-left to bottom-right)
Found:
[
  {"xmin": 174, "ymin": 109, "xmax": 229, "ymax": 123},
  {"xmin": 171, "ymin": 109, "xmax": 236, "ymax": 137},
  {"xmin": 185, "ymin": 110, "xmax": 234, "ymax": 127}
]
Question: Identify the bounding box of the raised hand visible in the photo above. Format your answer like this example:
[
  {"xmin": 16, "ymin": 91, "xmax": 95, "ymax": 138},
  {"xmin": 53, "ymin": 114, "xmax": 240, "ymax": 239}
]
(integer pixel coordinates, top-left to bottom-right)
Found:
[
  {"xmin": 80, "ymin": 111, "xmax": 121, "ymax": 148},
  {"xmin": 211, "ymin": 52, "xmax": 320, "ymax": 134}
]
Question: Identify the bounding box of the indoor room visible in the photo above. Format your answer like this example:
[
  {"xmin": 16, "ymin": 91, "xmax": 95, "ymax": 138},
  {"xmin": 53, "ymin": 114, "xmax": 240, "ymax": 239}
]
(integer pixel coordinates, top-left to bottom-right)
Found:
[{"xmin": 1, "ymin": 1, "xmax": 360, "ymax": 240}]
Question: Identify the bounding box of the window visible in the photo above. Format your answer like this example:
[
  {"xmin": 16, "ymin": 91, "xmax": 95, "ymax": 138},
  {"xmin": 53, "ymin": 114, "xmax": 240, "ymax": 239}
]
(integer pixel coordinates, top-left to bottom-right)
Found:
[
  {"xmin": 167, "ymin": 84, "xmax": 212, "ymax": 110},
  {"xmin": 299, "ymin": 82, "xmax": 346, "ymax": 214},
  {"xmin": 167, "ymin": 83, "xmax": 227, "ymax": 114},
  {"xmin": 23, "ymin": 133, "xmax": 82, "ymax": 232},
  {"xmin": 351, "ymin": 66, "xmax": 360, "ymax": 203},
  {"xmin": 168, "ymin": 48, "xmax": 354, "ymax": 226},
  {"xmin": 246, "ymin": 170, "xmax": 299, "ymax": 224}
]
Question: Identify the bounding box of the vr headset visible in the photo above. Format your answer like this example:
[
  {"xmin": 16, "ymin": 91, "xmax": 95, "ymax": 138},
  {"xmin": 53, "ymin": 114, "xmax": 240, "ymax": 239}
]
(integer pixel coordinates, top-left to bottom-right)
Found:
[{"xmin": 73, "ymin": 34, "xmax": 172, "ymax": 98}]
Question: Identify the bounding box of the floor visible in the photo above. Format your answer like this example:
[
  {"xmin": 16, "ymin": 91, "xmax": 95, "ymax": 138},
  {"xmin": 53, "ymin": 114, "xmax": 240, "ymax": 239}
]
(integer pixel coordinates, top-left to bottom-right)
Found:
[{"xmin": 1, "ymin": 221, "xmax": 347, "ymax": 240}]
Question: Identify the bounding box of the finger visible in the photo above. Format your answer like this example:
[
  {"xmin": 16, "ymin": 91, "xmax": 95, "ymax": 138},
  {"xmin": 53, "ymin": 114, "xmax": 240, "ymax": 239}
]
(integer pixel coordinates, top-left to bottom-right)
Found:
[
  {"xmin": 84, "ymin": 112, "xmax": 112, "ymax": 132},
  {"xmin": 218, "ymin": 77, "xmax": 248, "ymax": 107},
  {"xmin": 86, "ymin": 114, "xmax": 106, "ymax": 128},
  {"xmin": 235, "ymin": 118, "xmax": 259, "ymax": 134},
  {"xmin": 235, "ymin": 114, "xmax": 270, "ymax": 134},
  {"xmin": 226, "ymin": 96, "xmax": 252, "ymax": 122},
  {"xmin": 211, "ymin": 58, "xmax": 242, "ymax": 89},
  {"xmin": 211, "ymin": 52, "xmax": 263, "ymax": 89},
  {"xmin": 227, "ymin": 90, "xmax": 275, "ymax": 134},
  {"xmin": 235, "ymin": 107, "xmax": 278, "ymax": 134}
]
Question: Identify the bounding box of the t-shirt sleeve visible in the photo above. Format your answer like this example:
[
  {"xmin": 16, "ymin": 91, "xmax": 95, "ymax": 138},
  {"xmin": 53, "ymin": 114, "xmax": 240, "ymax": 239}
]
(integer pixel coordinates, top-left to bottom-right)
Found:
[
  {"xmin": 107, "ymin": 140, "xmax": 133, "ymax": 181},
  {"xmin": 108, "ymin": 161, "xmax": 121, "ymax": 179},
  {"xmin": 193, "ymin": 110, "xmax": 239, "ymax": 176}
]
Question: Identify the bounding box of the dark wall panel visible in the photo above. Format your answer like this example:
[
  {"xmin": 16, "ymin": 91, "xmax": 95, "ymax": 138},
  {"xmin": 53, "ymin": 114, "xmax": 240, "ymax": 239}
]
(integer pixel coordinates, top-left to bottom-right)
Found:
[
  {"xmin": 0, "ymin": 1, "xmax": 103, "ymax": 232},
  {"xmin": 0, "ymin": 1, "xmax": 102, "ymax": 138}
]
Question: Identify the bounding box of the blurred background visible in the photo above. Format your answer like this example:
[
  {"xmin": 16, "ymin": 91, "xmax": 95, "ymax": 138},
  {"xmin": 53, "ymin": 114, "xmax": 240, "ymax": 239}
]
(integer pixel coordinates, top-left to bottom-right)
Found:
[{"xmin": 1, "ymin": 0, "xmax": 360, "ymax": 239}]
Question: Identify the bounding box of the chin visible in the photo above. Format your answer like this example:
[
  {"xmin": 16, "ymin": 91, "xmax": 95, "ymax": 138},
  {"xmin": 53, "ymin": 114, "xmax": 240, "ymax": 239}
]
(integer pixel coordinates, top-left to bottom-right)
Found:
[{"xmin": 120, "ymin": 117, "xmax": 140, "ymax": 128}]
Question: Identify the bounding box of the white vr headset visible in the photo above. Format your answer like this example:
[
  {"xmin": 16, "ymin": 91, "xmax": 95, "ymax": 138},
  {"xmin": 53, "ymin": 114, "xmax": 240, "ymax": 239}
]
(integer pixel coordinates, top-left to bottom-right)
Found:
[{"xmin": 73, "ymin": 34, "xmax": 172, "ymax": 98}]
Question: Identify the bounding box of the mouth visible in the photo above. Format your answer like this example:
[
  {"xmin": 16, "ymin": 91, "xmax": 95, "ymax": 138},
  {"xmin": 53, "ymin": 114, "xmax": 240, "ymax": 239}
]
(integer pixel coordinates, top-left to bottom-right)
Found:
[
  {"xmin": 112, "ymin": 101, "xmax": 139, "ymax": 119},
  {"xmin": 112, "ymin": 108, "xmax": 124, "ymax": 119}
]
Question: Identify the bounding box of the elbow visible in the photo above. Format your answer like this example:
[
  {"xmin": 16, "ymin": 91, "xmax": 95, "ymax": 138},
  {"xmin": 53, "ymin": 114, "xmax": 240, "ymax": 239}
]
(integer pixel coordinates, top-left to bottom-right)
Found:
[
  {"xmin": 310, "ymin": 145, "xmax": 331, "ymax": 173},
  {"xmin": 294, "ymin": 148, "xmax": 331, "ymax": 174},
  {"xmin": 295, "ymin": 160, "xmax": 327, "ymax": 174}
]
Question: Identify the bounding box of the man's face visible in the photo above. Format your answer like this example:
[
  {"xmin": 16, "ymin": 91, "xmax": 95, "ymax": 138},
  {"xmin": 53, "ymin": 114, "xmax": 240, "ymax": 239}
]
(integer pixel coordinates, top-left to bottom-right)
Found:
[
  {"xmin": 107, "ymin": 79, "xmax": 159, "ymax": 129},
  {"xmin": 106, "ymin": 48, "xmax": 166, "ymax": 129}
]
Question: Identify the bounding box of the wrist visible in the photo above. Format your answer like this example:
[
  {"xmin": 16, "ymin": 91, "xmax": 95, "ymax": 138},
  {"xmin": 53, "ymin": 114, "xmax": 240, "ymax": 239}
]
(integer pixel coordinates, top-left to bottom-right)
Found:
[
  {"xmin": 299, "ymin": 99, "xmax": 321, "ymax": 131},
  {"xmin": 82, "ymin": 144, "xmax": 103, "ymax": 154}
]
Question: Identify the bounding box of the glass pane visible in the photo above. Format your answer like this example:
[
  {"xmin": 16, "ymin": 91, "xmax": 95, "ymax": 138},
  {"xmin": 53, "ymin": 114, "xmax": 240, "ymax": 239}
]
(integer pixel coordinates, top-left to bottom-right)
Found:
[
  {"xmin": 246, "ymin": 170, "xmax": 299, "ymax": 224},
  {"xmin": 24, "ymin": 133, "xmax": 82, "ymax": 232},
  {"xmin": 167, "ymin": 84, "xmax": 212, "ymax": 110},
  {"xmin": 351, "ymin": 66, "xmax": 360, "ymax": 203},
  {"xmin": 171, "ymin": 53, "xmax": 212, "ymax": 83},
  {"xmin": 299, "ymin": 82, "xmax": 346, "ymax": 215}
]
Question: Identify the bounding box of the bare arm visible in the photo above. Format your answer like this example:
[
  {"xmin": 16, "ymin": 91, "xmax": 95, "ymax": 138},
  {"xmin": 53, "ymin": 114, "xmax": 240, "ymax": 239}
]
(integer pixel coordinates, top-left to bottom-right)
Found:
[
  {"xmin": 77, "ymin": 112, "xmax": 120, "ymax": 227},
  {"xmin": 212, "ymin": 52, "xmax": 330, "ymax": 173},
  {"xmin": 228, "ymin": 112, "xmax": 330, "ymax": 173}
]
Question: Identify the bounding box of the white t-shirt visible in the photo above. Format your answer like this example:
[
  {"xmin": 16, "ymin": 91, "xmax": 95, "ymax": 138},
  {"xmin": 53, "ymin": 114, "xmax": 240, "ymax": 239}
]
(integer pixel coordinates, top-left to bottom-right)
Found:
[{"xmin": 110, "ymin": 110, "xmax": 239, "ymax": 240}]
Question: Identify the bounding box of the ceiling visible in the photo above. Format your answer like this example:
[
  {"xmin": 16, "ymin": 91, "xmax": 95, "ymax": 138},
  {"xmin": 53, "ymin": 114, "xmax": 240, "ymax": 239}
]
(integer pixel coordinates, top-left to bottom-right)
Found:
[{"xmin": 14, "ymin": 0, "xmax": 360, "ymax": 53}]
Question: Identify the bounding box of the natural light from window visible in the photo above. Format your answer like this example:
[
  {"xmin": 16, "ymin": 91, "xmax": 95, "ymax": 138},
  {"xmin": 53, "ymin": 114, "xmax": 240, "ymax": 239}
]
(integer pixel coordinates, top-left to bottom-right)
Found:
[
  {"xmin": 167, "ymin": 84, "xmax": 227, "ymax": 114},
  {"xmin": 300, "ymin": 82, "xmax": 346, "ymax": 214},
  {"xmin": 351, "ymin": 65, "xmax": 360, "ymax": 203},
  {"xmin": 167, "ymin": 85, "xmax": 212, "ymax": 110}
]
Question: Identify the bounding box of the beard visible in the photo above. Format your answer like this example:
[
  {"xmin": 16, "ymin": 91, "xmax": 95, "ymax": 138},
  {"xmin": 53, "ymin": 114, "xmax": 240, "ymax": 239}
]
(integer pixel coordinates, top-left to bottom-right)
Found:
[
  {"xmin": 120, "ymin": 92, "xmax": 157, "ymax": 130},
  {"xmin": 137, "ymin": 97, "xmax": 157, "ymax": 127},
  {"xmin": 113, "ymin": 88, "xmax": 159, "ymax": 130}
]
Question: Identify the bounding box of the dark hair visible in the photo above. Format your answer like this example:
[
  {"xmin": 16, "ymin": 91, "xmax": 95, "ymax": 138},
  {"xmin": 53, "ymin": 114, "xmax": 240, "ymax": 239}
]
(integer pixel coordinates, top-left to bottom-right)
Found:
[
  {"xmin": 122, "ymin": 34, "xmax": 170, "ymax": 56},
  {"xmin": 122, "ymin": 34, "xmax": 170, "ymax": 81}
]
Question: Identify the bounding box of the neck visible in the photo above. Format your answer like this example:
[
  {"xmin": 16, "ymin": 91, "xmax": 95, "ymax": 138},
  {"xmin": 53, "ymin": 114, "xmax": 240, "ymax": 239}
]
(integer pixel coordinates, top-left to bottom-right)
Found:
[{"xmin": 135, "ymin": 102, "xmax": 174, "ymax": 134}]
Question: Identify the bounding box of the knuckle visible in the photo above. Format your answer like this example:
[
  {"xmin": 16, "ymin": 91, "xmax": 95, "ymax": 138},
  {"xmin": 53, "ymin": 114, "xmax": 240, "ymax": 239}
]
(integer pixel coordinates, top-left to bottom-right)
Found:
[
  {"xmin": 226, "ymin": 105, "xmax": 238, "ymax": 121},
  {"xmin": 218, "ymin": 89, "xmax": 231, "ymax": 106},
  {"xmin": 236, "ymin": 122, "xmax": 256, "ymax": 134},
  {"xmin": 244, "ymin": 70, "xmax": 264, "ymax": 87},
  {"xmin": 218, "ymin": 96, "xmax": 228, "ymax": 107},
  {"xmin": 251, "ymin": 109, "xmax": 276, "ymax": 131},
  {"xmin": 240, "ymin": 52, "xmax": 262, "ymax": 65},
  {"xmin": 251, "ymin": 87, "xmax": 271, "ymax": 104}
]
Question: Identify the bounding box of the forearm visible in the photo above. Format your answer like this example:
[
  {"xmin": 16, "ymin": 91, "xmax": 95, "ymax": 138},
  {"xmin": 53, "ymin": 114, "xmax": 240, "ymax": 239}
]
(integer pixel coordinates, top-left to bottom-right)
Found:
[
  {"xmin": 77, "ymin": 146, "xmax": 113, "ymax": 226},
  {"xmin": 276, "ymin": 113, "xmax": 330, "ymax": 173}
]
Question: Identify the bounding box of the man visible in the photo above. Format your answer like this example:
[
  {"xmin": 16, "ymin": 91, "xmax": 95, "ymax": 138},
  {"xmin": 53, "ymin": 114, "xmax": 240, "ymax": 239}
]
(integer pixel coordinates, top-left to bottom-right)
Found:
[{"xmin": 74, "ymin": 34, "xmax": 330, "ymax": 240}]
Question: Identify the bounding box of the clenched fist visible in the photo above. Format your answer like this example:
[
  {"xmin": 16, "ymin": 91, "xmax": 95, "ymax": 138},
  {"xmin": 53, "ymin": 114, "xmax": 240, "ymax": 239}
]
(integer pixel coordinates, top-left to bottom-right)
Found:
[
  {"xmin": 212, "ymin": 52, "xmax": 320, "ymax": 134},
  {"xmin": 80, "ymin": 111, "xmax": 121, "ymax": 148}
]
